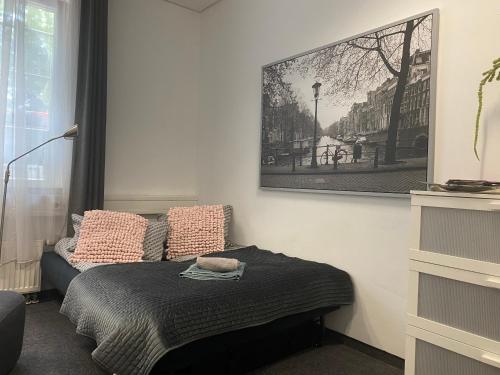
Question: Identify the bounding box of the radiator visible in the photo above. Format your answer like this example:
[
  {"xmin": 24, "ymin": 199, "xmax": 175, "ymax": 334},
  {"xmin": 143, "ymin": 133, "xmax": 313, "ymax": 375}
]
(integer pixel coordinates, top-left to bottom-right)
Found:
[{"xmin": 0, "ymin": 260, "xmax": 41, "ymax": 293}]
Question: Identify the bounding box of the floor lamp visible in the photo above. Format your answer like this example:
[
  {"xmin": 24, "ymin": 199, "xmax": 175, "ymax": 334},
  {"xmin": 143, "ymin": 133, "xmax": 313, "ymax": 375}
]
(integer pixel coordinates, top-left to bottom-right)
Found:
[{"xmin": 0, "ymin": 124, "xmax": 79, "ymax": 260}]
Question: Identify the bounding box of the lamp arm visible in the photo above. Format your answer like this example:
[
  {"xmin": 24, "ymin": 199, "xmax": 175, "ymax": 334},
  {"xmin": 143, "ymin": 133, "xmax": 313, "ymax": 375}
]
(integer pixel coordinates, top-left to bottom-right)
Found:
[
  {"xmin": 4, "ymin": 135, "xmax": 64, "ymax": 181},
  {"xmin": 0, "ymin": 134, "xmax": 64, "ymax": 261}
]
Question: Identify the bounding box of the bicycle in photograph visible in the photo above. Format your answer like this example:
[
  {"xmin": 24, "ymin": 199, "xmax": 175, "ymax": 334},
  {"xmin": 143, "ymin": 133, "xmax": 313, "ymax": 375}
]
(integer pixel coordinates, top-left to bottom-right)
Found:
[{"xmin": 319, "ymin": 145, "xmax": 349, "ymax": 166}]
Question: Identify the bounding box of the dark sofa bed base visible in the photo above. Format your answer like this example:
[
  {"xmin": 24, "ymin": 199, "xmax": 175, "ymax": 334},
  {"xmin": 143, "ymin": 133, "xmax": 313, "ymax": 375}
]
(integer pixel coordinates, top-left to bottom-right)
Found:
[
  {"xmin": 41, "ymin": 251, "xmax": 79, "ymax": 295},
  {"xmin": 153, "ymin": 306, "xmax": 337, "ymax": 374}
]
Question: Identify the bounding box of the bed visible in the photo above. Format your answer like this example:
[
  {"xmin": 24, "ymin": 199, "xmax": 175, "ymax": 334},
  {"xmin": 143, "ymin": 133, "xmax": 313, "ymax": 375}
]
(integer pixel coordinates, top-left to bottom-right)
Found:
[
  {"xmin": 42, "ymin": 246, "xmax": 353, "ymax": 375},
  {"xmin": 40, "ymin": 199, "xmax": 353, "ymax": 375}
]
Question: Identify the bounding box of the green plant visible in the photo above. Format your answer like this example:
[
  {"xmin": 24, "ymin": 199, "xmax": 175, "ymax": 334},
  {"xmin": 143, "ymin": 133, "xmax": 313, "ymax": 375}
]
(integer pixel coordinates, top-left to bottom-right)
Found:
[{"xmin": 474, "ymin": 57, "xmax": 500, "ymax": 160}]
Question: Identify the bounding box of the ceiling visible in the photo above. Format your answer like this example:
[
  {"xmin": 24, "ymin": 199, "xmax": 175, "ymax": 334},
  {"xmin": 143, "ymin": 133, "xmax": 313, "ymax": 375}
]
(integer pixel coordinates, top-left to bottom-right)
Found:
[{"xmin": 165, "ymin": 0, "xmax": 222, "ymax": 12}]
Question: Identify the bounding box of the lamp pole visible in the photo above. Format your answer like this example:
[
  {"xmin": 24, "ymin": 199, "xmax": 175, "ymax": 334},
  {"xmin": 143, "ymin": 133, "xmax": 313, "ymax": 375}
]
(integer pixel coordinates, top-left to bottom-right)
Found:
[
  {"xmin": 0, "ymin": 125, "xmax": 78, "ymax": 261},
  {"xmin": 311, "ymin": 82, "xmax": 322, "ymax": 168}
]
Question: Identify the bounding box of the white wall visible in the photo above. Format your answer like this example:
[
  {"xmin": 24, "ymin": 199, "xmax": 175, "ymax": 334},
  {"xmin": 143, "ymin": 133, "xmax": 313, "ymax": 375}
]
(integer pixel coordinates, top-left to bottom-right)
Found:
[
  {"xmin": 198, "ymin": 0, "xmax": 500, "ymax": 358},
  {"xmin": 106, "ymin": 0, "xmax": 200, "ymax": 198}
]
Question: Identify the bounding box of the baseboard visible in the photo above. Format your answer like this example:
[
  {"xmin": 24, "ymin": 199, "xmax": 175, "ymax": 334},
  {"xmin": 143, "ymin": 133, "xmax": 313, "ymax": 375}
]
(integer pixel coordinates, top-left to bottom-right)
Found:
[
  {"xmin": 103, "ymin": 194, "xmax": 198, "ymax": 214},
  {"xmin": 326, "ymin": 329, "xmax": 405, "ymax": 369}
]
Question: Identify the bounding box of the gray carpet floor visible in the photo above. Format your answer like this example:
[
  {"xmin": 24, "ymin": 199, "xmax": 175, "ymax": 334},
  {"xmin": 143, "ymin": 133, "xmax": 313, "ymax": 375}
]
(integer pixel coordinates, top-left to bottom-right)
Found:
[{"xmin": 11, "ymin": 300, "xmax": 403, "ymax": 375}]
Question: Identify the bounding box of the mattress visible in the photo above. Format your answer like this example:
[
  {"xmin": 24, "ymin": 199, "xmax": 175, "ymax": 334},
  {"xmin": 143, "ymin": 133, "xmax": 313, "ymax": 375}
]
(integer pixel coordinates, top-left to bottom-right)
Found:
[{"xmin": 42, "ymin": 244, "xmax": 249, "ymax": 295}]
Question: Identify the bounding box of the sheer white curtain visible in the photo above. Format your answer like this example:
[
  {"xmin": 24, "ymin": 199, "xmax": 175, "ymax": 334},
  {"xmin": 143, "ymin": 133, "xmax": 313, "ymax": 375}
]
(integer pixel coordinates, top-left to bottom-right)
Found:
[{"xmin": 0, "ymin": 0, "xmax": 80, "ymax": 264}]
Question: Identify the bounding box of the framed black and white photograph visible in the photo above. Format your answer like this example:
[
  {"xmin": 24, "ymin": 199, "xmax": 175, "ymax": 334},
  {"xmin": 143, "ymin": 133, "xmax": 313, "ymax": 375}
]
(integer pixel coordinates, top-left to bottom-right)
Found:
[{"xmin": 260, "ymin": 10, "xmax": 439, "ymax": 196}]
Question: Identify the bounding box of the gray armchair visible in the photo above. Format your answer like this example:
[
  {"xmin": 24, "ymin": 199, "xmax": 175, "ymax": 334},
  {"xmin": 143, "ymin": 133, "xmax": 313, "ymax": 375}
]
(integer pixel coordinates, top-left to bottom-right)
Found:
[{"xmin": 0, "ymin": 291, "xmax": 25, "ymax": 375}]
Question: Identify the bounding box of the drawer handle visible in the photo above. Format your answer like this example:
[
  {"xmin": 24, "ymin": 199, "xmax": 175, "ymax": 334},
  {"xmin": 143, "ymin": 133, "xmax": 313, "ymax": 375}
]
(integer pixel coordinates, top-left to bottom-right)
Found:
[
  {"xmin": 482, "ymin": 353, "xmax": 500, "ymax": 368},
  {"xmin": 485, "ymin": 277, "xmax": 500, "ymax": 289},
  {"xmin": 489, "ymin": 202, "xmax": 500, "ymax": 211}
]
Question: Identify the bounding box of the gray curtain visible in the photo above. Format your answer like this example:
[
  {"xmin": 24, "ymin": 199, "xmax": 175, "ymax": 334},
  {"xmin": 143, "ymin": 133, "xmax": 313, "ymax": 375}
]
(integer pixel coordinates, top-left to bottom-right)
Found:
[{"xmin": 68, "ymin": 0, "xmax": 108, "ymax": 230}]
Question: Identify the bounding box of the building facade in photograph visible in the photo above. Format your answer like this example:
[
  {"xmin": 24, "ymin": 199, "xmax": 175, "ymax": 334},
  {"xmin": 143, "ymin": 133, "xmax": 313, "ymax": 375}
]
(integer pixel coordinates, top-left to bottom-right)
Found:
[{"xmin": 333, "ymin": 49, "xmax": 431, "ymax": 149}]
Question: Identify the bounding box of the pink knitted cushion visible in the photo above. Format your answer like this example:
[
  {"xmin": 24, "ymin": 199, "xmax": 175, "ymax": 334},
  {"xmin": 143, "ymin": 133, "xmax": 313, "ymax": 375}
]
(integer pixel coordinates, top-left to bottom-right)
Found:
[
  {"xmin": 167, "ymin": 205, "xmax": 225, "ymax": 259},
  {"xmin": 71, "ymin": 210, "xmax": 148, "ymax": 264}
]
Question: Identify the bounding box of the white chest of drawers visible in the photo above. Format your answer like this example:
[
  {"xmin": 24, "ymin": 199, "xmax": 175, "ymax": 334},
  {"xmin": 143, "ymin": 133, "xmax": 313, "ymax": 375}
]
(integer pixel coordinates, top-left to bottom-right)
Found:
[{"xmin": 405, "ymin": 191, "xmax": 500, "ymax": 375}]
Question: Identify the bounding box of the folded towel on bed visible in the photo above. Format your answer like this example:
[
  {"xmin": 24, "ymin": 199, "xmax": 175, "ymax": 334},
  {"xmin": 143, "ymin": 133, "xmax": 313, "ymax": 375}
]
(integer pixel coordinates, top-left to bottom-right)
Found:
[
  {"xmin": 180, "ymin": 262, "xmax": 246, "ymax": 280},
  {"xmin": 196, "ymin": 256, "xmax": 240, "ymax": 272}
]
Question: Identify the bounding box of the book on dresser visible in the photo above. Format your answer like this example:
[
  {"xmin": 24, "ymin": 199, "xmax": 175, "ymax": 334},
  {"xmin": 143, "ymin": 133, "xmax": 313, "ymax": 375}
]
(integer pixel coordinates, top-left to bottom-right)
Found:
[{"xmin": 406, "ymin": 191, "xmax": 500, "ymax": 375}]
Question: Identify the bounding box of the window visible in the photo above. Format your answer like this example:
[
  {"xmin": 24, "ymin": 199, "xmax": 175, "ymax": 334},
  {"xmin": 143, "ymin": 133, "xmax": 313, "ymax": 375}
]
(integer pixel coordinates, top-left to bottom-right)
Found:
[
  {"xmin": 1, "ymin": 0, "xmax": 56, "ymax": 181},
  {"xmin": 0, "ymin": 0, "xmax": 78, "ymax": 263},
  {"xmin": 25, "ymin": 2, "xmax": 55, "ymax": 131}
]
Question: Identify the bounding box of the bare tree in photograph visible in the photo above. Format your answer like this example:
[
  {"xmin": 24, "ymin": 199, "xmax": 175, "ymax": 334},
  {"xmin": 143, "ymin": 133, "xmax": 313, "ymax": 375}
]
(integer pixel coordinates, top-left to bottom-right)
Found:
[
  {"xmin": 263, "ymin": 60, "xmax": 317, "ymax": 152},
  {"xmin": 304, "ymin": 15, "xmax": 431, "ymax": 163},
  {"xmin": 263, "ymin": 61, "xmax": 296, "ymax": 104}
]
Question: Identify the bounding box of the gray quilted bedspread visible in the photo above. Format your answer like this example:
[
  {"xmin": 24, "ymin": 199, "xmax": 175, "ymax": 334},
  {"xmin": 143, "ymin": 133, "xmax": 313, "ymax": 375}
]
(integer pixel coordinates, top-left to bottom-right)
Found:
[{"xmin": 60, "ymin": 246, "xmax": 353, "ymax": 375}]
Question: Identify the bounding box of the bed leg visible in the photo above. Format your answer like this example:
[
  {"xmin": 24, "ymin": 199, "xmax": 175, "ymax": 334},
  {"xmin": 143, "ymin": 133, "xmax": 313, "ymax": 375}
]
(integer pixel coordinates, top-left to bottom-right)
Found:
[{"xmin": 315, "ymin": 315, "xmax": 325, "ymax": 347}]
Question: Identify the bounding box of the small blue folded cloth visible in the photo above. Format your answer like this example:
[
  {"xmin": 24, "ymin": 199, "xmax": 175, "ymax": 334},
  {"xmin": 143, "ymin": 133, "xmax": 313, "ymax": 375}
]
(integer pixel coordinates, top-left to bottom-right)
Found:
[{"xmin": 180, "ymin": 262, "xmax": 246, "ymax": 281}]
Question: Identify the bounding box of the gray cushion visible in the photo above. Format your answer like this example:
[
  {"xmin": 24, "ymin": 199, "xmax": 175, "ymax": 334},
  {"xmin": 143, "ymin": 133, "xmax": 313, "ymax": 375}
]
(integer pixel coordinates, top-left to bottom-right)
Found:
[
  {"xmin": 55, "ymin": 237, "xmax": 73, "ymax": 254},
  {"xmin": 67, "ymin": 213, "xmax": 83, "ymax": 251},
  {"xmin": 222, "ymin": 205, "xmax": 233, "ymax": 247},
  {"xmin": 142, "ymin": 220, "xmax": 168, "ymax": 261}
]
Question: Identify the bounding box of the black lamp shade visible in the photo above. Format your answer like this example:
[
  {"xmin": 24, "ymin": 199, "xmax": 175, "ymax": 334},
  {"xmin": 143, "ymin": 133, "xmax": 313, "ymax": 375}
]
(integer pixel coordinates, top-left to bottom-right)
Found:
[{"xmin": 312, "ymin": 82, "xmax": 322, "ymax": 99}]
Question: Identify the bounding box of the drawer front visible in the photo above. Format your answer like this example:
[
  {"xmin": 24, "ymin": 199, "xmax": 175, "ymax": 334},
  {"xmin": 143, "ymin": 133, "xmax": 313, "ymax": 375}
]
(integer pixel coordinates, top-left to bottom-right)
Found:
[
  {"xmin": 415, "ymin": 339, "xmax": 500, "ymax": 375},
  {"xmin": 420, "ymin": 207, "xmax": 500, "ymax": 263},
  {"xmin": 418, "ymin": 273, "xmax": 500, "ymax": 341}
]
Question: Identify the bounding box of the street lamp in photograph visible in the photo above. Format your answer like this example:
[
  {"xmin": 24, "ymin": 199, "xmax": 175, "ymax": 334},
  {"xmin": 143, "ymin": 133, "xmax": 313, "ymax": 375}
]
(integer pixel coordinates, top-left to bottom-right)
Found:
[{"xmin": 311, "ymin": 81, "xmax": 322, "ymax": 168}]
